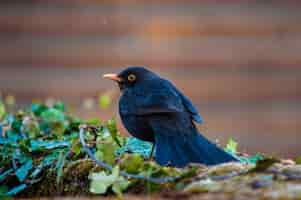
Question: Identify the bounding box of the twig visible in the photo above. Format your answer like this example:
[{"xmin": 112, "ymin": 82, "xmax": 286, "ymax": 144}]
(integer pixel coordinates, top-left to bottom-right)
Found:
[{"xmin": 79, "ymin": 125, "xmax": 177, "ymax": 184}]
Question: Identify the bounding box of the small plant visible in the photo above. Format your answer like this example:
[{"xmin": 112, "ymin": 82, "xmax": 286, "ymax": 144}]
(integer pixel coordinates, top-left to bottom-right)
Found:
[{"xmin": 0, "ymin": 100, "xmax": 284, "ymax": 198}]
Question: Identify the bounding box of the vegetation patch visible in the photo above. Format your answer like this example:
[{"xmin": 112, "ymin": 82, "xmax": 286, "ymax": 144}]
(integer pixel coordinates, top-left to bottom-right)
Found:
[{"xmin": 0, "ymin": 99, "xmax": 301, "ymax": 199}]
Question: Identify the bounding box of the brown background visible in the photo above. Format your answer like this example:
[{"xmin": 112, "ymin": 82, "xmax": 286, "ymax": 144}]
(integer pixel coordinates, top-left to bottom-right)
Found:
[{"xmin": 0, "ymin": 1, "xmax": 300, "ymax": 158}]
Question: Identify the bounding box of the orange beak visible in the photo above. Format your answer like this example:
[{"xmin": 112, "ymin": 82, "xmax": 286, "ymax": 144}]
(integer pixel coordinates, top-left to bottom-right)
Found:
[{"xmin": 103, "ymin": 73, "xmax": 122, "ymax": 82}]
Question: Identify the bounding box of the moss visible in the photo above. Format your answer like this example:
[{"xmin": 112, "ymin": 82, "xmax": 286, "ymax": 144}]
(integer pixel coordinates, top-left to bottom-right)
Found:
[
  {"xmin": 61, "ymin": 159, "xmax": 95, "ymax": 195},
  {"xmin": 18, "ymin": 159, "xmax": 97, "ymax": 197},
  {"xmin": 19, "ymin": 171, "xmax": 58, "ymax": 197}
]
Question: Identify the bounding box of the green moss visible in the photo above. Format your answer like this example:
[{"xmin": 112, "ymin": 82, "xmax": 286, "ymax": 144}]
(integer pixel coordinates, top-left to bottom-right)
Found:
[
  {"xmin": 18, "ymin": 159, "xmax": 97, "ymax": 197},
  {"xmin": 61, "ymin": 159, "xmax": 96, "ymax": 195}
]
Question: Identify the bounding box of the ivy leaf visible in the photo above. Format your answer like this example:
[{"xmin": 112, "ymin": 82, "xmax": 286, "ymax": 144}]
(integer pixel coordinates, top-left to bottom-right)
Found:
[
  {"xmin": 112, "ymin": 177, "xmax": 130, "ymax": 197},
  {"xmin": 87, "ymin": 118, "xmax": 101, "ymax": 126},
  {"xmin": 71, "ymin": 139, "xmax": 82, "ymax": 156},
  {"xmin": 10, "ymin": 115, "xmax": 23, "ymax": 135},
  {"xmin": 31, "ymin": 103, "xmax": 48, "ymax": 117},
  {"xmin": 89, "ymin": 171, "xmax": 113, "ymax": 194},
  {"xmin": 224, "ymin": 138, "xmax": 237, "ymax": 154},
  {"xmin": 30, "ymin": 140, "xmax": 70, "ymax": 151},
  {"xmin": 120, "ymin": 153, "xmax": 144, "ymax": 173},
  {"xmin": 117, "ymin": 137, "xmax": 152, "ymax": 158},
  {"xmin": 239, "ymin": 153, "xmax": 264, "ymax": 165},
  {"xmin": 40, "ymin": 108, "xmax": 65, "ymax": 123},
  {"xmin": 16, "ymin": 159, "xmax": 33, "ymax": 182},
  {"xmin": 53, "ymin": 101, "xmax": 65, "ymax": 112},
  {"xmin": 95, "ymin": 142, "xmax": 117, "ymax": 165},
  {"xmin": 21, "ymin": 118, "xmax": 40, "ymax": 139},
  {"xmin": 0, "ymin": 100, "xmax": 6, "ymax": 120},
  {"xmin": 89, "ymin": 166, "xmax": 129, "ymax": 195},
  {"xmin": 106, "ymin": 118, "xmax": 121, "ymax": 147},
  {"xmin": 0, "ymin": 138, "xmax": 12, "ymax": 145},
  {"xmin": 40, "ymin": 108, "xmax": 67, "ymax": 136},
  {"xmin": 50, "ymin": 121, "xmax": 67, "ymax": 136},
  {"xmin": 6, "ymin": 184, "xmax": 27, "ymax": 196},
  {"xmin": 98, "ymin": 94, "xmax": 111, "ymax": 109},
  {"xmin": 56, "ymin": 149, "xmax": 69, "ymax": 184},
  {"xmin": 249, "ymin": 157, "xmax": 280, "ymax": 172}
]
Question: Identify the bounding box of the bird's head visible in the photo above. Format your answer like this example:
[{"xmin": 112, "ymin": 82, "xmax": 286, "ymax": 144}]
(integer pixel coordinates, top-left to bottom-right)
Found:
[{"xmin": 103, "ymin": 66, "xmax": 158, "ymax": 90}]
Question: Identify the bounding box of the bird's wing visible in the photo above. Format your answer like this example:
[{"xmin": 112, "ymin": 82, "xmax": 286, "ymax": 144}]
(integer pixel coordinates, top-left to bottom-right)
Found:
[
  {"xmin": 132, "ymin": 79, "xmax": 185, "ymax": 115},
  {"xmin": 177, "ymin": 90, "xmax": 203, "ymax": 124},
  {"xmin": 120, "ymin": 78, "xmax": 203, "ymax": 123},
  {"xmin": 164, "ymin": 80, "xmax": 203, "ymax": 124}
]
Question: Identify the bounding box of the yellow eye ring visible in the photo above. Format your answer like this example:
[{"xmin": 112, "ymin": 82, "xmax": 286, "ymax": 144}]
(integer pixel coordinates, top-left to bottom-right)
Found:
[{"xmin": 128, "ymin": 74, "xmax": 136, "ymax": 82}]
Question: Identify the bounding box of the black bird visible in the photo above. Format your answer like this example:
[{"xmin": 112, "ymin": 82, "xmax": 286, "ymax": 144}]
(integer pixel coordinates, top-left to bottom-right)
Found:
[{"xmin": 103, "ymin": 66, "xmax": 238, "ymax": 167}]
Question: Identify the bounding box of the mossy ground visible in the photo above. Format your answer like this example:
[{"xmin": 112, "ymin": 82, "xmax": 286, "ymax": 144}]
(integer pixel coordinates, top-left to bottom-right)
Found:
[{"xmin": 1, "ymin": 101, "xmax": 300, "ymax": 199}]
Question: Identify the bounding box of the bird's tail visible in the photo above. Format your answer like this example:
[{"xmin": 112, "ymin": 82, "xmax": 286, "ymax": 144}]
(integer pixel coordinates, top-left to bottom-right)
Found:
[{"xmin": 154, "ymin": 130, "xmax": 238, "ymax": 167}]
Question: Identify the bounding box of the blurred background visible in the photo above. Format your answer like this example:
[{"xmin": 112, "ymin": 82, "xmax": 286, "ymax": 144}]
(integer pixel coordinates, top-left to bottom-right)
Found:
[{"xmin": 0, "ymin": 1, "xmax": 300, "ymax": 158}]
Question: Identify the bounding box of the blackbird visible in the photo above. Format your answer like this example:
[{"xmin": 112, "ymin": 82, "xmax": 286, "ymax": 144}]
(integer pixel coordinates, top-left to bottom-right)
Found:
[{"xmin": 103, "ymin": 66, "xmax": 238, "ymax": 167}]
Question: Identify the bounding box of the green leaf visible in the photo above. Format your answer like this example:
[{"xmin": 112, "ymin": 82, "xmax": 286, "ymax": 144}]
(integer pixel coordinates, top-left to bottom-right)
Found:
[
  {"xmin": 117, "ymin": 137, "xmax": 152, "ymax": 158},
  {"xmin": 249, "ymin": 157, "xmax": 280, "ymax": 172},
  {"xmin": 89, "ymin": 166, "xmax": 119, "ymax": 194},
  {"xmin": 16, "ymin": 159, "xmax": 33, "ymax": 182},
  {"xmin": 6, "ymin": 184, "xmax": 27, "ymax": 196},
  {"xmin": 106, "ymin": 118, "xmax": 117, "ymax": 135},
  {"xmin": 224, "ymin": 138, "xmax": 237, "ymax": 154},
  {"xmin": 53, "ymin": 101, "xmax": 65, "ymax": 112},
  {"xmin": 56, "ymin": 149, "xmax": 69, "ymax": 184},
  {"xmin": 0, "ymin": 138, "xmax": 14, "ymax": 145},
  {"xmin": 106, "ymin": 118, "xmax": 122, "ymax": 147},
  {"xmin": 71, "ymin": 139, "xmax": 82, "ymax": 156},
  {"xmin": 87, "ymin": 118, "xmax": 101, "ymax": 126},
  {"xmin": 95, "ymin": 142, "xmax": 117, "ymax": 165},
  {"xmin": 89, "ymin": 166, "xmax": 129, "ymax": 195},
  {"xmin": 89, "ymin": 171, "xmax": 113, "ymax": 194},
  {"xmin": 112, "ymin": 177, "xmax": 130, "ymax": 197},
  {"xmin": 0, "ymin": 185, "xmax": 12, "ymax": 200},
  {"xmin": 31, "ymin": 103, "xmax": 48, "ymax": 116},
  {"xmin": 98, "ymin": 94, "xmax": 111, "ymax": 109},
  {"xmin": 145, "ymin": 165, "xmax": 161, "ymax": 193},
  {"xmin": 239, "ymin": 153, "xmax": 264, "ymax": 164},
  {"xmin": 12, "ymin": 148, "xmax": 31, "ymax": 164},
  {"xmin": 11, "ymin": 117, "xmax": 22, "ymax": 134},
  {"xmin": 21, "ymin": 119, "xmax": 40, "ymax": 139},
  {"xmin": 41, "ymin": 108, "xmax": 65, "ymax": 123},
  {"xmin": 0, "ymin": 100, "xmax": 6, "ymax": 120},
  {"xmin": 0, "ymin": 185, "xmax": 8, "ymax": 194},
  {"xmin": 51, "ymin": 121, "xmax": 67, "ymax": 136},
  {"xmin": 120, "ymin": 153, "xmax": 144, "ymax": 173},
  {"xmin": 30, "ymin": 140, "xmax": 70, "ymax": 151}
]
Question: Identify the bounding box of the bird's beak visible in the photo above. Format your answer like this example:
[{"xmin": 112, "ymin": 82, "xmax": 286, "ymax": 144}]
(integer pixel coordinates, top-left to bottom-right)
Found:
[{"xmin": 103, "ymin": 73, "xmax": 122, "ymax": 82}]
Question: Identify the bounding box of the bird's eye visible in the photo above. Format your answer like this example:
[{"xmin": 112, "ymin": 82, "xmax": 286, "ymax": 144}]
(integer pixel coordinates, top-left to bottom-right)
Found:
[{"xmin": 127, "ymin": 74, "xmax": 136, "ymax": 82}]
